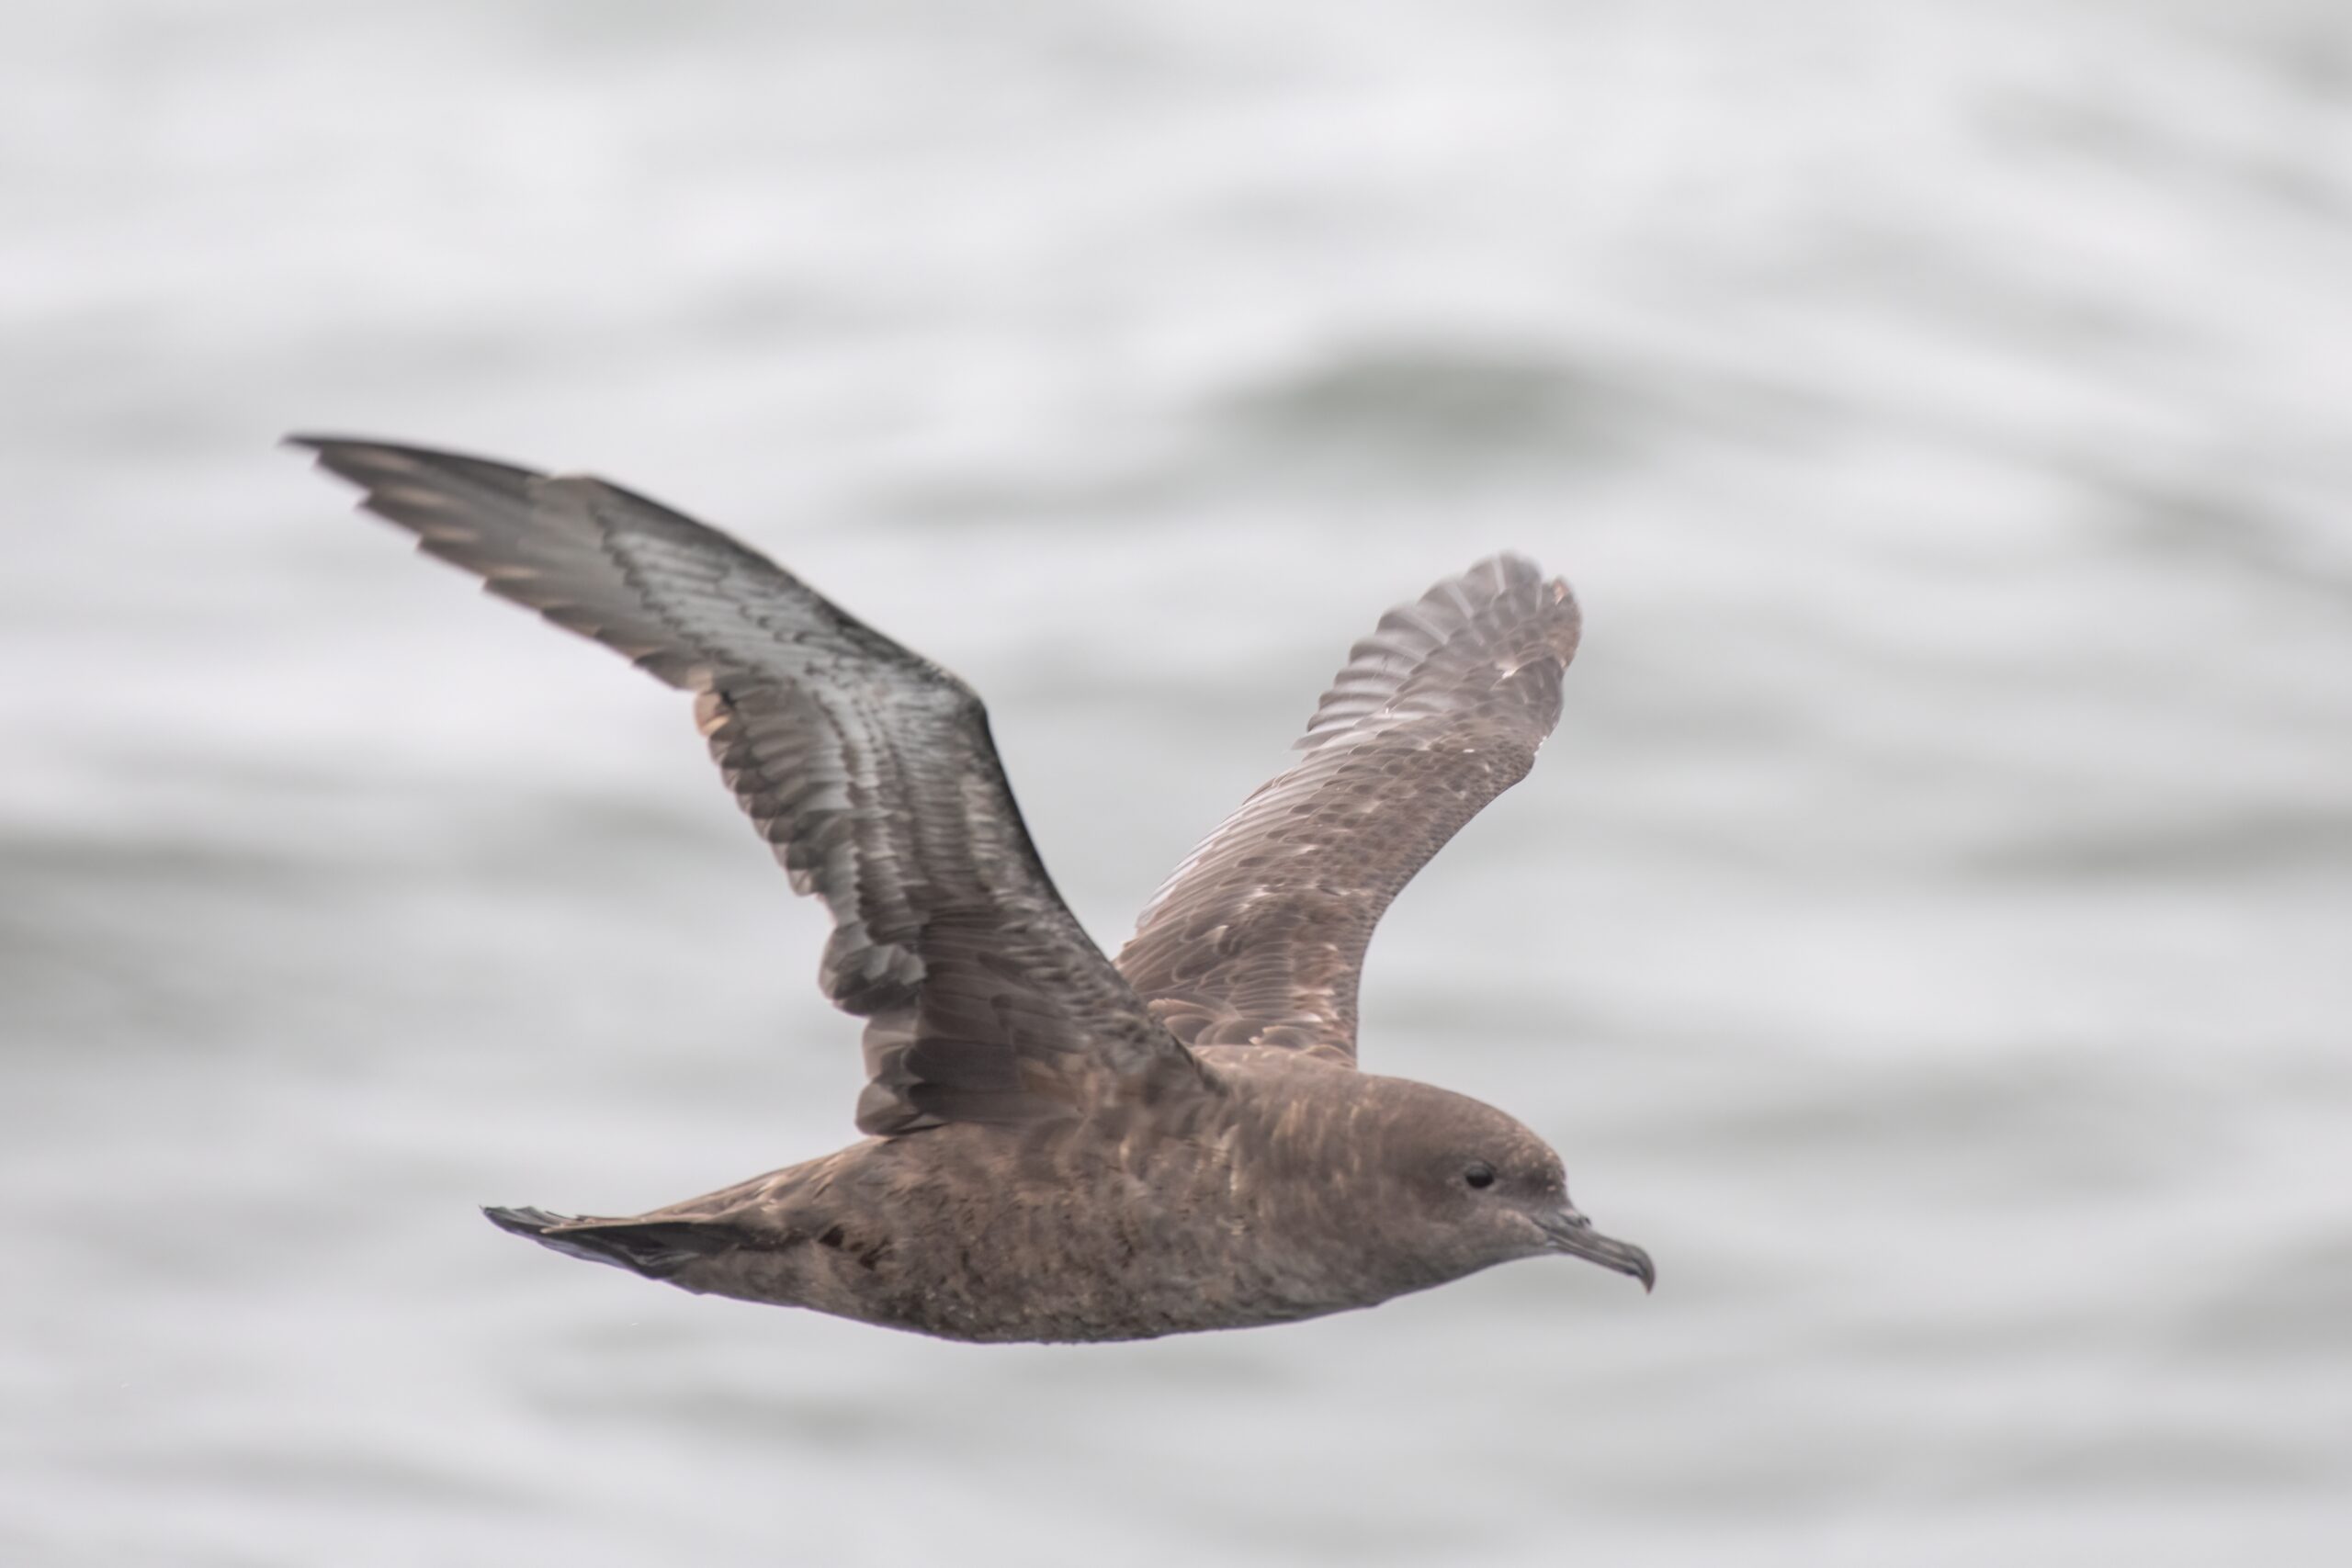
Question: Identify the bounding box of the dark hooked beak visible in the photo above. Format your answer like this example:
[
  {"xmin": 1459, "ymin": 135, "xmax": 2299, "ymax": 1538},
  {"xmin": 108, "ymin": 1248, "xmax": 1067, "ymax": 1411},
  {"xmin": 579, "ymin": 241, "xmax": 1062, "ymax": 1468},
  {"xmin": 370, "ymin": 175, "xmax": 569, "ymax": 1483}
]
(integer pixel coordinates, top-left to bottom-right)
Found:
[{"xmin": 1537, "ymin": 1205, "xmax": 1656, "ymax": 1293}]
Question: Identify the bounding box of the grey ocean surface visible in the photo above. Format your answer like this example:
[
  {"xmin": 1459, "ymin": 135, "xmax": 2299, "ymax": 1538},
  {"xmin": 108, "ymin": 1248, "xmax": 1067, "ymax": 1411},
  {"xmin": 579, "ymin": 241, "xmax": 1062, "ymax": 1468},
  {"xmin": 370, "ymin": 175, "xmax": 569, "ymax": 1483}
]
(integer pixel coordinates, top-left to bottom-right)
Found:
[{"xmin": 5, "ymin": 3, "xmax": 2349, "ymax": 1564}]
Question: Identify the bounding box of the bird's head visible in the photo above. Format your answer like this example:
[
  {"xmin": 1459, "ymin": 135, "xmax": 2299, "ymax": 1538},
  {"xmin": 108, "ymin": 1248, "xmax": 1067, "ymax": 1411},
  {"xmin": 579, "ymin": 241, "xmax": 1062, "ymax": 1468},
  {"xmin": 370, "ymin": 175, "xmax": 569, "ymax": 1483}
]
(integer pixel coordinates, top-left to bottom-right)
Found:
[{"xmin": 1355, "ymin": 1076, "xmax": 1654, "ymax": 1294}]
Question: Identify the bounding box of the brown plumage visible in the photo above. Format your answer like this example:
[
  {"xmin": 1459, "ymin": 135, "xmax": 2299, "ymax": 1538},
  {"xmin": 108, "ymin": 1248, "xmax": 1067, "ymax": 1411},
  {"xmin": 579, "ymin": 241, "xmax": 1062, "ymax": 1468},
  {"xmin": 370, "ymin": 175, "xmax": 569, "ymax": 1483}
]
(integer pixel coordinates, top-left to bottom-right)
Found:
[
  {"xmin": 1118, "ymin": 555, "xmax": 1580, "ymax": 1062},
  {"xmin": 296, "ymin": 435, "xmax": 1652, "ymax": 1343}
]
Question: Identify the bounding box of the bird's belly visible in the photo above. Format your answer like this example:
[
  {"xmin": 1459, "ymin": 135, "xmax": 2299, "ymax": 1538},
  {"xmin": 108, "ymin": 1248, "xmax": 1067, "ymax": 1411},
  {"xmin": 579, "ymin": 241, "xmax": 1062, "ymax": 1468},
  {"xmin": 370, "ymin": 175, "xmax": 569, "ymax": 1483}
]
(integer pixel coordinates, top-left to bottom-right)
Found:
[
  {"xmin": 853, "ymin": 1240, "xmax": 1371, "ymax": 1345},
  {"xmin": 701, "ymin": 1193, "xmax": 1379, "ymax": 1345}
]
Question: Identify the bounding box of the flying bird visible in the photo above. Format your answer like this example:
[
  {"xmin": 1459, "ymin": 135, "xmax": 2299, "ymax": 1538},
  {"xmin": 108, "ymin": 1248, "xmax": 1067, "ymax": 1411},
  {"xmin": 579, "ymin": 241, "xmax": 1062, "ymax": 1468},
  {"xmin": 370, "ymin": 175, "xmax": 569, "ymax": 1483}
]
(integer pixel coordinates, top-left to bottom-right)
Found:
[{"xmin": 294, "ymin": 436, "xmax": 1653, "ymax": 1343}]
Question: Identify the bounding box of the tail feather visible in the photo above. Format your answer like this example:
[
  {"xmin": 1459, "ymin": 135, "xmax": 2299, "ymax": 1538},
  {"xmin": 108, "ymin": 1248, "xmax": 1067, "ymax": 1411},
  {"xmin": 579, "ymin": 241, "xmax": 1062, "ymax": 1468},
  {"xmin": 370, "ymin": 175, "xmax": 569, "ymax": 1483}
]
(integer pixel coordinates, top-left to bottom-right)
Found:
[{"xmin": 483, "ymin": 1204, "xmax": 737, "ymax": 1280}]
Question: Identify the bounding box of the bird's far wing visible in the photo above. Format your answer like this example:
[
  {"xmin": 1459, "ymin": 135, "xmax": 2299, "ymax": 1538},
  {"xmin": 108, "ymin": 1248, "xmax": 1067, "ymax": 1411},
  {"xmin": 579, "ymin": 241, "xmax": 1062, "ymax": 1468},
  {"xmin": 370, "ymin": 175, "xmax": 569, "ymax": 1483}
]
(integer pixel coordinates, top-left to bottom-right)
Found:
[
  {"xmin": 294, "ymin": 437, "xmax": 1204, "ymax": 1134},
  {"xmin": 1115, "ymin": 555, "xmax": 1580, "ymax": 1065}
]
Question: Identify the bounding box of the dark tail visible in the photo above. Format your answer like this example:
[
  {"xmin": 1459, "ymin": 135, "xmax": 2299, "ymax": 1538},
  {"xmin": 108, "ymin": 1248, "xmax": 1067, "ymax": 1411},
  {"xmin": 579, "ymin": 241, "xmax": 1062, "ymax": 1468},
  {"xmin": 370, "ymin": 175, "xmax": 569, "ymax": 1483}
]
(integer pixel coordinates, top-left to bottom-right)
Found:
[{"xmin": 483, "ymin": 1204, "xmax": 737, "ymax": 1280}]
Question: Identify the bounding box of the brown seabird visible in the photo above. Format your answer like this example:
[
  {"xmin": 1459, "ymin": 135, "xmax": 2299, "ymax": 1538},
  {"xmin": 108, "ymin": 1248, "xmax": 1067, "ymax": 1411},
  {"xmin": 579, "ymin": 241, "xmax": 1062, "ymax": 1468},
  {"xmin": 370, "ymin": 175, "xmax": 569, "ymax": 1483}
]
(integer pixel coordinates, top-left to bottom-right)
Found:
[{"xmin": 294, "ymin": 436, "xmax": 1654, "ymax": 1343}]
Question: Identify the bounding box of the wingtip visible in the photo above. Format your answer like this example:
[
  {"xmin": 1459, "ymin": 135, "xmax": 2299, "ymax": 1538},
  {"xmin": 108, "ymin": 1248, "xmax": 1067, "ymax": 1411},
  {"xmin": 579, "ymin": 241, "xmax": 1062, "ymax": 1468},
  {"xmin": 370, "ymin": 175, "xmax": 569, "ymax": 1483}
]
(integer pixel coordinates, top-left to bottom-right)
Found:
[
  {"xmin": 1463, "ymin": 550, "xmax": 1576, "ymax": 609},
  {"xmin": 1474, "ymin": 549, "xmax": 1542, "ymax": 583},
  {"xmin": 481, "ymin": 1203, "xmax": 570, "ymax": 1237},
  {"xmin": 285, "ymin": 432, "xmax": 412, "ymax": 465},
  {"xmin": 282, "ymin": 432, "xmax": 379, "ymax": 474}
]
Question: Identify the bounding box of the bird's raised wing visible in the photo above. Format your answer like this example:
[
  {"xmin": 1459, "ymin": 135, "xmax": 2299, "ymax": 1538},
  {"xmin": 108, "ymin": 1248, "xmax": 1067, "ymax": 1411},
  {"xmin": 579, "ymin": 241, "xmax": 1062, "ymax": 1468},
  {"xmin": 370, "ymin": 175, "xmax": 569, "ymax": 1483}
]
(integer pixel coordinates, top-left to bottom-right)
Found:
[
  {"xmin": 294, "ymin": 437, "xmax": 1202, "ymax": 1134},
  {"xmin": 1115, "ymin": 555, "xmax": 1580, "ymax": 1066}
]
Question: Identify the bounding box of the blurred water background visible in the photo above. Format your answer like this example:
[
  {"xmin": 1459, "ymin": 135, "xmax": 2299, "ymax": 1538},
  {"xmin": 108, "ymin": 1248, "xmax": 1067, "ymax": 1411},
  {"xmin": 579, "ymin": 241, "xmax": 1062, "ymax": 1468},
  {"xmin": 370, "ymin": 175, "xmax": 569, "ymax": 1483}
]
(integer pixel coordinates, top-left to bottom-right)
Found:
[{"xmin": 4, "ymin": 2, "xmax": 2349, "ymax": 1564}]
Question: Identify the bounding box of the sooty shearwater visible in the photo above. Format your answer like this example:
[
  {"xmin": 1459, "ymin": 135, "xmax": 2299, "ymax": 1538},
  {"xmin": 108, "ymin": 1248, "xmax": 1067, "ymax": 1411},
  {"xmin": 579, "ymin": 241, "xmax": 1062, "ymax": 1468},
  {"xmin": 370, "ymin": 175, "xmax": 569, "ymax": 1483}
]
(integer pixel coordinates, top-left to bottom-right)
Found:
[{"xmin": 295, "ymin": 436, "xmax": 1655, "ymax": 1343}]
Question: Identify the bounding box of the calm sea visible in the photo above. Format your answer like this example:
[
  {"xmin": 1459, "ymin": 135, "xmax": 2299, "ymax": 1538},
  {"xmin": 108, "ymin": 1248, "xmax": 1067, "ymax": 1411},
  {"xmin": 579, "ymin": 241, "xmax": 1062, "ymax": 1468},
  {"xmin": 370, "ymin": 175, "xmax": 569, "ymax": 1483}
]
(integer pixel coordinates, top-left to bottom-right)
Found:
[{"xmin": 4, "ymin": 3, "xmax": 2347, "ymax": 1563}]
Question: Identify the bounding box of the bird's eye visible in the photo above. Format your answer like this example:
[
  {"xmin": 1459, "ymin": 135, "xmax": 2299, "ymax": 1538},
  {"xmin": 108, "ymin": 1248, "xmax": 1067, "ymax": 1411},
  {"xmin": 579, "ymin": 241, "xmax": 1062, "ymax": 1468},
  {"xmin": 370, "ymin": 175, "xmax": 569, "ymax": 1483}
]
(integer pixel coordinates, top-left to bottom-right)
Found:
[{"xmin": 1463, "ymin": 1161, "xmax": 1497, "ymax": 1190}]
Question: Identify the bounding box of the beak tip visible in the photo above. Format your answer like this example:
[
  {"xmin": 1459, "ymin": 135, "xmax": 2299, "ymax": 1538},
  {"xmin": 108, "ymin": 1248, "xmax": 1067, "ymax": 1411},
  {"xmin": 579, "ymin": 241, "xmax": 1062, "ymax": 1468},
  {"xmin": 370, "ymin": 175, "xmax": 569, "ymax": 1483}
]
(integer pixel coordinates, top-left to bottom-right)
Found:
[
  {"xmin": 1623, "ymin": 1245, "xmax": 1657, "ymax": 1295},
  {"xmin": 1540, "ymin": 1208, "xmax": 1656, "ymax": 1293}
]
